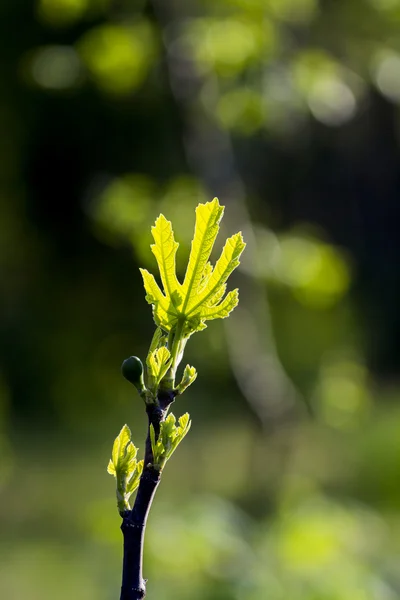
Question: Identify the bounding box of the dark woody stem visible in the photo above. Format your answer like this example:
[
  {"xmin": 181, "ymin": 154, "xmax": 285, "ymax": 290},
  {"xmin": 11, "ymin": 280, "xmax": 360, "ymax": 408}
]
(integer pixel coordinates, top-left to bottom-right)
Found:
[
  {"xmin": 120, "ymin": 467, "xmax": 160, "ymax": 600},
  {"xmin": 119, "ymin": 394, "xmax": 175, "ymax": 600}
]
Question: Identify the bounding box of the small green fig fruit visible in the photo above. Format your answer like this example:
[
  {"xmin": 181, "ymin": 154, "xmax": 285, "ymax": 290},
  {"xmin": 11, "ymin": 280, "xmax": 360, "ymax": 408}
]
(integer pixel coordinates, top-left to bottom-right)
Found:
[{"xmin": 121, "ymin": 356, "xmax": 145, "ymax": 391}]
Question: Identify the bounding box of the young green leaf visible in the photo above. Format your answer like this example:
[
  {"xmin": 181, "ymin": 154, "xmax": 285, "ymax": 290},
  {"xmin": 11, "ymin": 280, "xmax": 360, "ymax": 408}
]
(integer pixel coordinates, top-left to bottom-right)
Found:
[
  {"xmin": 199, "ymin": 261, "xmax": 213, "ymax": 289},
  {"xmin": 147, "ymin": 327, "xmax": 164, "ymax": 356},
  {"xmin": 147, "ymin": 346, "xmax": 172, "ymax": 389},
  {"xmin": 140, "ymin": 268, "xmax": 175, "ymax": 331},
  {"xmin": 188, "ymin": 232, "xmax": 245, "ymax": 315},
  {"xmin": 139, "ymin": 197, "xmax": 245, "ymax": 396},
  {"xmin": 107, "ymin": 459, "xmax": 116, "ymax": 476},
  {"xmin": 180, "ymin": 198, "xmax": 224, "ymax": 313},
  {"xmin": 112, "ymin": 424, "xmax": 131, "ymax": 468},
  {"xmin": 139, "ymin": 198, "xmax": 245, "ymax": 338},
  {"xmin": 107, "ymin": 425, "xmax": 143, "ymax": 513},
  {"xmin": 126, "ymin": 460, "xmax": 144, "ymax": 495},
  {"xmin": 150, "ymin": 215, "xmax": 182, "ymax": 310},
  {"xmin": 198, "ymin": 289, "xmax": 239, "ymax": 320},
  {"xmin": 150, "ymin": 412, "xmax": 191, "ymax": 470},
  {"xmin": 176, "ymin": 365, "xmax": 197, "ymax": 395}
]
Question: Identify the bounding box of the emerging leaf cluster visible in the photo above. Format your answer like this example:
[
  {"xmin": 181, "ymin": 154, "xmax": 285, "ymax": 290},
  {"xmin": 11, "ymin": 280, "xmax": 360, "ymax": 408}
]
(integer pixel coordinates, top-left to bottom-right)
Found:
[
  {"xmin": 140, "ymin": 197, "xmax": 246, "ymax": 338},
  {"xmin": 108, "ymin": 199, "xmax": 245, "ymax": 514},
  {"xmin": 145, "ymin": 327, "xmax": 172, "ymax": 394},
  {"xmin": 107, "ymin": 425, "xmax": 144, "ymax": 513},
  {"xmin": 150, "ymin": 413, "xmax": 191, "ymax": 470},
  {"xmin": 176, "ymin": 364, "xmax": 197, "ymax": 395}
]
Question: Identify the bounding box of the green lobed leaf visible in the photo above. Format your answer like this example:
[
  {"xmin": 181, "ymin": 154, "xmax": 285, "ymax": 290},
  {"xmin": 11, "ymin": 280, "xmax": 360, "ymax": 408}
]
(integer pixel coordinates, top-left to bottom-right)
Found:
[
  {"xmin": 150, "ymin": 214, "xmax": 182, "ymax": 310},
  {"xmin": 108, "ymin": 425, "xmax": 143, "ymax": 512},
  {"xmin": 178, "ymin": 412, "xmax": 190, "ymax": 431},
  {"xmin": 112, "ymin": 424, "xmax": 131, "ymax": 468},
  {"xmin": 139, "ymin": 198, "xmax": 245, "ymax": 393},
  {"xmin": 139, "ymin": 268, "xmax": 166, "ymax": 308},
  {"xmin": 123, "ymin": 441, "xmax": 138, "ymax": 468},
  {"xmin": 205, "ymin": 282, "xmax": 227, "ymax": 307},
  {"xmin": 166, "ymin": 412, "xmax": 191, "ymax": 460},
  {"xmin": 150, "ymin": 412, "xmax": 192, "ymax": 469},
  {"xmin": 180, "ymin": 198, "xmax": 224, "ymax": 313},
  {"xmin": 126, "ymin": 460, "xmax": 144, "ymax": 495},
  {"xmin": 199, "ymin": 261, "xmax": 213, "ymax": 290},
  {"xmin": 147, "ymin": 327, "xmax": 163, "ymax": 358},
  {"xmin": 147, "ymin": 346, "xmax": 172, "ymax": 386},
  {"xmin": 199, "ymin": 288, "xmax": 239, "ymax": 320},
  {"xmin": 139, "ymin": 268, "xmax": 175, "ymax": 329},
  {"xmin": 188, "ymin": 232, "xmax": 245, "ymax": 315},
  {"xmin": 160, "ymin": 414, "xmax": 176, "ymax": 452}
]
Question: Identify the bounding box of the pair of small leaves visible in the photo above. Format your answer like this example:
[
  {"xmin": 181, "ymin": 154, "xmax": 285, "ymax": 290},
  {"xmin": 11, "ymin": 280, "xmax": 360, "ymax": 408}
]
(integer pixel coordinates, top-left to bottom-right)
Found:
[
  {"xmin": 140, "ymin": 198, "xmax": 245, "ymax": 337},
  {"xmin": 150, "ymin": 413, "xmax": 191, "ymax": 470},
  {"xmin": 144, "ymin": 326, "xmax": 197, "ymax": 395},
  {"xmin": 146, "ymin": 345, "xmax": 172, "ymax": 392},
  {"xmin": 107, "ymin": 425, "xmax": 144, "ymax": 513}
]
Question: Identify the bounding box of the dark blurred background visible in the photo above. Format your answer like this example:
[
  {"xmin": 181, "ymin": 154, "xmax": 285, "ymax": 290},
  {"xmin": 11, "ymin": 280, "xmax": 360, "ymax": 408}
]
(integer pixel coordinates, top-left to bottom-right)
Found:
[{"xmin": 1, "ymin": 0, "xmax": 400, "ymax": 598}]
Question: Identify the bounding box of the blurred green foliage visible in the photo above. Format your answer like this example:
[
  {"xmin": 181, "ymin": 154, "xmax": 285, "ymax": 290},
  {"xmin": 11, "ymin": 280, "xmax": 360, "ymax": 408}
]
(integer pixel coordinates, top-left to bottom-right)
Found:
[{"xmin": 1, "ymin": 0, "xmax": 400, "ymax": 598}]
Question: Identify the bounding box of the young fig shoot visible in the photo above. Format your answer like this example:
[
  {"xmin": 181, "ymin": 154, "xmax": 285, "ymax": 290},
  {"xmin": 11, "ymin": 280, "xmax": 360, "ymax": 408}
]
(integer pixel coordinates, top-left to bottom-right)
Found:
[
  {"xmin": 107, "ymin": 424, "xmax": 144, "ymax": 515},
  {"xmin": 108, "ymin": 198, "xmax": 245, "ymax": 600},
  {"xmin": 139, "ymin": 197, "xmax": 246, "ymax": 395}
]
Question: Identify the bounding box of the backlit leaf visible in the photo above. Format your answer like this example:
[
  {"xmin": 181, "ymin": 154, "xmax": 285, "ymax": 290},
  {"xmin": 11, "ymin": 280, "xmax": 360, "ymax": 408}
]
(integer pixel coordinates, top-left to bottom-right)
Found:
[
  {"xmin": 112, "ymin": 424, "xmax": 131, "ymax": 467},
  {"xmin": 181, "ymin": 198, "xmax": 224, "ymax": 313},
  {"xmin": 190, "ymin": 232, "xmax": 245, "ymax": 314},
  {"xmin": 150, "ymin": 215, "xmax": 182, "ymax": 310},
  {"xmin": 147, "ymin": 346, "xmax": 172, "ymax": 387},
  {"xmin": 199, "ymin": 288, "xmax": 239, "ymax": 320},
  {"xmin": 107, "ymin": 425, "xmax": 143, "ymax": 512},
  {"xmin": 150, "ymin": 412, "xmax": 192, "ymax": 470},
  {"xmin": 107, "ymin": 460, "xmax": 116, "ymax": 475},
  {"xmin": 140, "ymin": 198, "xmax": 245, "ymax": 342},
  {"xmin": 176, "ymin": 365, "xmax": 197, "ymax": 394}
]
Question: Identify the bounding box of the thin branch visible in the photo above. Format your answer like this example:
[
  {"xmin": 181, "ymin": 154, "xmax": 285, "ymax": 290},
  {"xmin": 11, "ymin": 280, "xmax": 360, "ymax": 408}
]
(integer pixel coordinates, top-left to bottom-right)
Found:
[
  {"xmin": 119, "ymin": 394, "xmax": 175, "ymax": 600},
  {"xmin": 120, "ymin": 467, "xmax": 160, "ymax": 600}
]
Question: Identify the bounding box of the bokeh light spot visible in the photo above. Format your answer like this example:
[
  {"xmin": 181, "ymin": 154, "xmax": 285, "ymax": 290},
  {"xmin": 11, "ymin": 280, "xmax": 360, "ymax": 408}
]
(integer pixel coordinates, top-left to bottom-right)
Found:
[
  {"xmin": 307, "ymin": 76, "xmax": 357, "ymax": 126},
  {"xmin": 186, "ymin": 17, "xmax": 276, "ymax": 76},
  {"xmin": 373, "ymin": 50, "xmax": 400, "ymax": 104},
  {"xmin": 216, "ymin": 87, "xmax": 265, "ymax": 134},
  {"xmin": 37, "ymin": 0, "xmax": 89, "ymax": 27},
  {"xmin": 269, "ymin": 0, "xmax": 318, "ymax": 23},
  {"xmin": 292, "ymin": 50, "xmax": 360, "ymax": 125},
  {"xmin": 277, "ymin": 498, "xmax": 360, "ymax": 572},
  {"xmin": 78, "ymin": 22, "xmax": 157, "ymax": 95},
  {"xmin": 29, "ymin": 46, "xmax": 82, "ymax": 91},
  {"xmin": 271, "ymin": 234, "xmax": 350, "ymax": 308},
  {"xmin": 90, "ymin": 174, "xmax": 155, "ymax": 247},
  {"xmin": 315, "ymin": 357, "xmax": 371, "ymax": 430}
]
